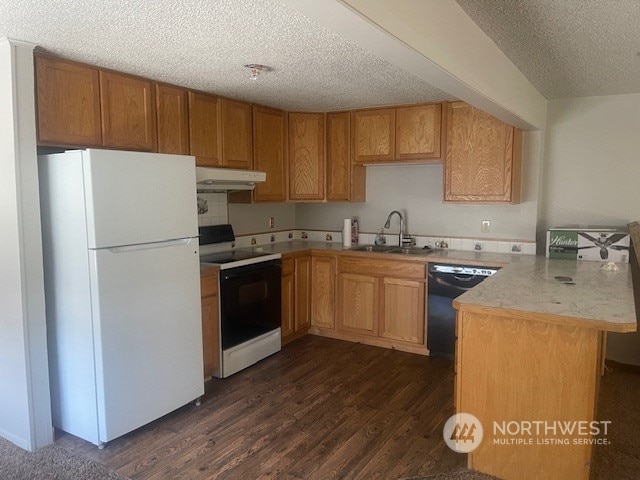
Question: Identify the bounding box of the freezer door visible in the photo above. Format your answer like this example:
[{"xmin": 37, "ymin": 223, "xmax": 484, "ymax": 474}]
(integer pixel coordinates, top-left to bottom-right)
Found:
[
  {"xmin": 82, "ymin": 149, "xmax": 198, "ymax": 249},
  {"xmin": 88, "ymin": 238, "xmax": 204, "ymax": 443}
]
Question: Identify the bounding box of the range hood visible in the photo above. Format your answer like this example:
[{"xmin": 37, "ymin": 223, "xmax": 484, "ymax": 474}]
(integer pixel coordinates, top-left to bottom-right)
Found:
[{"xmin": 196, "ymin": 167, "xmax": 266, "ymax": 192}]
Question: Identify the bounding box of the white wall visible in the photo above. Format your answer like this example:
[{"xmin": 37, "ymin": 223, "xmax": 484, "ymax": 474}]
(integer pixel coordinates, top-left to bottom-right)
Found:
[
  {"xmin": 0, "ymin": 38, "xmax": 52, "ymax": 451},
  {"xmin": 541, "ymin": 93, "xmax": 640, "ymax": 365},
  {"xmin": 297, "ymin": 130, "xmax": 543, "ymax": 242}
]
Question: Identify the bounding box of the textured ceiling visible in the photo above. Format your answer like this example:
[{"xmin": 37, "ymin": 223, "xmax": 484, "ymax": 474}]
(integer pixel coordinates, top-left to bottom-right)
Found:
[
  {"xmin": 0, "ymin": 0, "xmax": 451, "ymax": 111},
  {"xmin": 456, "ymin": 0, "xmax": 640, "ymax": 99}
]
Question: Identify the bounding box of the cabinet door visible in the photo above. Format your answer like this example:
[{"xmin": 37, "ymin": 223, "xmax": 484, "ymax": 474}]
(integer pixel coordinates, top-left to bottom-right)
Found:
[
  {"xmin": 294, "ymin": 256, "xmax": 312, "ymax": 331},
  {"xmin": 445, "ymin": 101, "xmax": 521, "ymax": 203},
  {"xmin": 380, "ymin": 277, "xmax": 425, "ymax": 345},
  {"xmin": 221, "ymin": 99, "xmax": 253, "ymax": 169},
  {"xmin": 353, "ymin": 108, "xmax": 395, "ymax": 163},
  {"xmin": 201, "ymin": 294, "xmax": 219, "ymax": 377},
  {"xmin": 35, "ymin": 55, "xmax": 102, "ymax": 147},
  {"xmin": 156, "ymin": 84, "xmax": 189, "ymax": 155},
  {"xmin": 100, "ymin": 71, "xmax": 156, "ymax": 151},
  {"xmin": 337, "ymin": 273, "xmax": 378, "ymax": 336},
  {"xmin": 326, "ymin": 112, "xmax": 351, "ymax": 201},
  {"xmin": 281, "ymin": 273, "xmax": 295, "ymax": 339},
  {"xmin": 188, "ymin": 92, "xmax": 222, "ymax": 167},
  {"xmin": 253, "ymin": 106, "xmax": 287, "ymax": 202},
  {"xmin": 396, "ymin": 103, "xmax": 442, "ymax": 161},
  {"xmin": 311, "ymin": 256, "xmax": 336, "ymax": 330},
  {"xmin": 288, "ymin": 113, "xmax": 325, "ymax": 201}
]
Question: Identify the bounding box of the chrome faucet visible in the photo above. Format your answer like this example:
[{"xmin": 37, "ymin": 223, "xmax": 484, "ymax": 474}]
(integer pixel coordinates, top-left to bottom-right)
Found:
[{"xmin": 384, "ymin": 210, "xmax": 405, "ymax": 247}]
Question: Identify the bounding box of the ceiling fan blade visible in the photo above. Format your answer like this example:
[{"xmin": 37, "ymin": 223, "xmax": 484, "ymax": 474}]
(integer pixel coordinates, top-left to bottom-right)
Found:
[
  {"xmin": 610, "ymin": 245, "xmax": 630, "ymax": 251},
  {"xmin": 607, "ymin": 233, "xmax": 628, "ymax": 244},
  {"xmin": 579, "ymin": 232, "xmax": 599, "ymax": 243}
]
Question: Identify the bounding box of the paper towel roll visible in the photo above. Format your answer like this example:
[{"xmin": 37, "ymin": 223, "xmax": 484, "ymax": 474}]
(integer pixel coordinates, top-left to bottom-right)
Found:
[{"xmin": 343, "ymin": 218, "xmax": 352, "ymax": 247}]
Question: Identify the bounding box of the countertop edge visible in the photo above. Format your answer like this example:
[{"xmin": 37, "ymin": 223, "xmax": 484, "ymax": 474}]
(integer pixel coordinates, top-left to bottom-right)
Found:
[{"xmin": 452, "ymin": 300, "xmax": 637, "ymax": 333}]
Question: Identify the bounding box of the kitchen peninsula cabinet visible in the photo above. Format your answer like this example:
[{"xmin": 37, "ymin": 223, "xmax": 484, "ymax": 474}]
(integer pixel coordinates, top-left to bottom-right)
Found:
[
  {"xmin": 281, "ymin": 257, "xmax": 295, "ymax": 339},
  {"xmin": 35, "ymin": 54, "xmax": 102, "ymax": 147},
  {"xmin": 221, "ymin": 99, "xmax": 253, "ymax": 169},
  {"xmin": 288, "ymin": 113, "xmax": 325, "ymax": 200},
  {"xmin": 155, "ymin": 84, "xmax": 189, "ymax": 155},
  {"xmin": 326, "ymin": 112, "xmax": 366, "ymax": 202},
  {"xmin": 188, "ymin": 91, "xmax": 222, "ymax": 167},
  {"xmin": 444, "ymin": 101, "xmax": 522, "ymax": 203},
  {"xmin": 100, "ymin": 71, "xmax": 156, "ymax": 151},
  {"xmin": 200, "ymin": 268, "xmax": 220, "ymax": 378}
]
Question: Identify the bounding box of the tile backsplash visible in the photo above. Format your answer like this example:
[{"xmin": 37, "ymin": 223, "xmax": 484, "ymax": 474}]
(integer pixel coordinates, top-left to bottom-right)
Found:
[{"xmin": 197, "ymin": 193, "xmax": 228, "ymax": 227}]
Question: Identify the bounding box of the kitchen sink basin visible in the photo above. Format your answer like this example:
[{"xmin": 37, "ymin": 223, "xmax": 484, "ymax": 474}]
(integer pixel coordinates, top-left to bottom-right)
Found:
[{"xmin": 350, "ymin": 245, "xmax": 435, "ymax": 256}]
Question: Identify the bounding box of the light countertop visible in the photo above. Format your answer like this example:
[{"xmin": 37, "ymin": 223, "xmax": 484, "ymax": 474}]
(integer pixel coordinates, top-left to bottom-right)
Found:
[{"xmin": 209, "ymin": 240, "xmax": 637, "ymax": 332}]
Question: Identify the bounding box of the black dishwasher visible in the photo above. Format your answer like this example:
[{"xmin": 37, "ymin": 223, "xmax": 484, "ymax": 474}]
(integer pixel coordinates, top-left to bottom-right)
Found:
[{"xmin": 427, "ymin": 264, "xmax": 499, "ymax": 358}]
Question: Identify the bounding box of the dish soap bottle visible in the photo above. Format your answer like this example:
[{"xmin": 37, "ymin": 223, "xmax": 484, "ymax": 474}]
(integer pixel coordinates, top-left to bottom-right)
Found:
[{"xmin": 375, "ymin": 229, "xmax": 386, "ymax": 246}]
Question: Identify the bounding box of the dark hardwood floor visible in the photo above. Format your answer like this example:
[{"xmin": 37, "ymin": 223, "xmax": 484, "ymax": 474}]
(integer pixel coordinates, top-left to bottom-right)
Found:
[{"xmin": 57, "ymin": 336, "xmax": 464, "ymax": 479}]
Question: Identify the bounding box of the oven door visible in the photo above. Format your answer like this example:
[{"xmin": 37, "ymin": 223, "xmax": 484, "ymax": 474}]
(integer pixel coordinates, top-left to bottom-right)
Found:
[{"xmin": 220, "ymin": 260, "xmax": 281, "ymax": 350}]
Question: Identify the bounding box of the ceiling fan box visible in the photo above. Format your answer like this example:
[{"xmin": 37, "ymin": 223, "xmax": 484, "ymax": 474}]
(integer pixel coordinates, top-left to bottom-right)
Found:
[{"xmin": 546, "ymin": 226, "xmax": 630, "ymax": 263}]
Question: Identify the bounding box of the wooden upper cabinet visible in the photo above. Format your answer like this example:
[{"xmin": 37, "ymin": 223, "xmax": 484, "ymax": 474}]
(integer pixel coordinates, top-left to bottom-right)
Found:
[
  {"xmin": 253, "ymin": 106, "xmax": 287, "ymax": 202},
  {"xmin": 155, "ymin": 84, "xmax": 189, "ymax": 155},
  {"xmin": 326, "ymin": 112, "xmax": 350, "ymax": 201},
  {"xmin": 288, "ymin": 113, "xmax": 325, "ymax": 201},
  {"xmin": 353, "ymin": 108, "xmax": 395, "ymax": 164},
  {"xmin": 221, "ymin": 99, "xmax": 253, "ymax": 169},
  {"xmin": 188, "ymin": 92, "xmax": 222, "ymax": 167},
  {"xmin": 100, "ymin": 71, "xmax": 156, "ymax": 151},
  {"xmin": 395, "ymin": 103, "xmax": 442, "ymax": 161},
  {"xmin": 445, "ymin": 101, "xmax": 522, "ymax": 204},
  {"xmin": 35, "ymin": 55, "xmax": 102, "ymax": 147}
]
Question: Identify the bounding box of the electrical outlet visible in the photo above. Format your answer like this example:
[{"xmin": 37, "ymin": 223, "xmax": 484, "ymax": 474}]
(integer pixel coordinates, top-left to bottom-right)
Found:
[
  {"xmin": 268, "ymin": 217, "xmax": 274, "ymax": 228},
  {"xmin": 481, "ymin": 220, "xmax": 491, "ymax": 233}
]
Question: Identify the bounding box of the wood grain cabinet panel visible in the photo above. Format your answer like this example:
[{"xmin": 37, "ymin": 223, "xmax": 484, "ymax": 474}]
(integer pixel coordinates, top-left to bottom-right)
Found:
[
  {"xmin": 221, "ymin": 99, "xmax": 253, "ymax": 169},
  {"xmin": 294, "ymin": 256, "xmax": 312, "ymax": 331},
  {"xmin": 100, "ymin": 71, "xmax": 156, "ymax": 151},
  {"xmin": 326, "ymin": 112, "xmax": 366, "ymax": 202},
  {"xmin": 445, "ymin": 101, "xmax": 522, "ymax": 203},
  {"xmin": 281, "ymin": 272, "xmax": 295, "ymax": 339},
  {"xmin": 311, "ymin": 255, "xmax": 336, "ymax": 330},
  {"xmin": 288, "ymin": 113, "xmax": 325, "ymax": 200},
  {"xmin": 353, "ymin": 108, "xmax": 395, "ymax": 163},
  {"xmin": 253, "ymin": 106, "xmax": 287, "ymax": 202},
  {"xmin": 337, "ymin": 273, "xmax": 378, "ymax": 336},
  {"xmin": 380, "ymin": 277, "xmax": 425, "ymax": 345},
  {"xmin": 200, "ymin": 269, "xmax": 220, "ymax": 378},
  {"xmin": 35, "ymin": 55, "xmax": 102, "ymax": 147},
  {"xmin": 155, "ymin": 84, "xmax": 189, "ymax": 154},
  {"xmin": 188, "ymin": 92, "xmax": 222, "ymax": 167},
  {"xmin": 201, "ymin": 294, "xmax": 219, "ymax": 377},
  {"xmin": 395, "ymin": 103, "xmax": 442, "ymax": 161}
]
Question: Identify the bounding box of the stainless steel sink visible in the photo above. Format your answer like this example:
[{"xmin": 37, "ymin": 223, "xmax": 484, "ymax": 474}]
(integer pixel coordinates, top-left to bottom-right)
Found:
[{"xmin": 350, "ymin": 245, "xmax": 435, "ymax": 256}]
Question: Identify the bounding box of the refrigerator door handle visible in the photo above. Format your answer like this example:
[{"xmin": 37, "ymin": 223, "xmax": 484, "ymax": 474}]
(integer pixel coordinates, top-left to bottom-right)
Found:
[{"xmin": 104, "ymin": 238, "xmax": 194, "ymax": 253}]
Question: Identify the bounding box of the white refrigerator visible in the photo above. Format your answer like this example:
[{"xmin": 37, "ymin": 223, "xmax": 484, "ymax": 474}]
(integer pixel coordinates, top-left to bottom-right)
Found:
[{"xmin": 39, "ymin": 149, "xmax": 204, "ymax": 448}]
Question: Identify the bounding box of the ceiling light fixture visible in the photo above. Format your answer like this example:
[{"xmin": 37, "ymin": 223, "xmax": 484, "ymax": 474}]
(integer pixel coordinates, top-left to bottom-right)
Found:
[{"xmin": 243, "ymin": 64, "xmax": 270, "ymax": 80}]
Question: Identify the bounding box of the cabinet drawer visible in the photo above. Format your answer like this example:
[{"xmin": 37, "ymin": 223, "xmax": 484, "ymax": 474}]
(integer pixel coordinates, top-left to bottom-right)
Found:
[
  {"xmin": 200, "ymin": 273, "xmax": 218, "ymax": 297},
  {"xmin": 338, "ymin": 256, "xmax": 425, "ymax": 279}
]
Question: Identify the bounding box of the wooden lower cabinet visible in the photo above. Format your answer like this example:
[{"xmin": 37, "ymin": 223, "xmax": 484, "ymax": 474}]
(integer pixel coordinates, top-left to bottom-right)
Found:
[
  {"xmin": 200, "ymin": 270, "xmax": 220, "ymax": 378},
  {"xmin": 333, "ymin": 256, "xmax": 427, "ymax": 353},
  {"xmin": 311, "ymin": 255, "xmax": 336, "ymax": 329},
  {"xmin": 281, "ymin": 266, "xmax": 295, "ymax": 339},
  {"xmin": 380, "ymin": 277, "xmax": 425, "ymax": 344},
  {"xmin": 281, "ymin": 254, "xmax": 312, "ymax": 345},
  {"xmin": 337, "ymin": 273, "xmax": 378, "ymax": 336}
]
